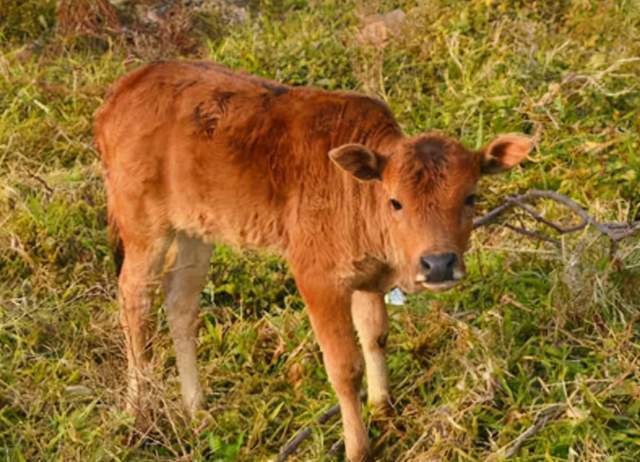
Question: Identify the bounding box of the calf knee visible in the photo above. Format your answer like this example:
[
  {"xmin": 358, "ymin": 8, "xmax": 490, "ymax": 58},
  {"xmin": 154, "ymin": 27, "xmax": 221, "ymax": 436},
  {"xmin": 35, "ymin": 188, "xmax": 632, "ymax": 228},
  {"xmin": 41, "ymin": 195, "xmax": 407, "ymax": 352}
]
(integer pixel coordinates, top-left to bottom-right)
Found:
[
  {"xmin": 376, "ymin": 331, "xmax": 388, "ymax": 349},
  {"xmin": 326, "ymin": 352, "xmax": 364, "ymax": 395}
]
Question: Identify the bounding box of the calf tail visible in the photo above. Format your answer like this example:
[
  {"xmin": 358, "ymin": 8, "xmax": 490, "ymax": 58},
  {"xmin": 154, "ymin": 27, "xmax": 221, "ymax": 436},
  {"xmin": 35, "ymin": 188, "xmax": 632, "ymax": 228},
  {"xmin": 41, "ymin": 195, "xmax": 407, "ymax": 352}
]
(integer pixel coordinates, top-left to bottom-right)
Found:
[
  {"xmin": 95, "ymin": 117, "xmax": 124, "ymax": 277},
  {"xmin": 107, "ymin": 202, "xmax": 124, "ymax": 277}
]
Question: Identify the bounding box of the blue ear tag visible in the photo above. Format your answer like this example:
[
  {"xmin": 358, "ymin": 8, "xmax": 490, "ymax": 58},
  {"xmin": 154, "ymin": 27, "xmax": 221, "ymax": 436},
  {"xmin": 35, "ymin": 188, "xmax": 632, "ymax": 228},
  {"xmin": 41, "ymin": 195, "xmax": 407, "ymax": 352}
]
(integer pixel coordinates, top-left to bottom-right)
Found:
[{"xmin": 385, "ymin": 288, "xmax": 406, "ymax": 306}]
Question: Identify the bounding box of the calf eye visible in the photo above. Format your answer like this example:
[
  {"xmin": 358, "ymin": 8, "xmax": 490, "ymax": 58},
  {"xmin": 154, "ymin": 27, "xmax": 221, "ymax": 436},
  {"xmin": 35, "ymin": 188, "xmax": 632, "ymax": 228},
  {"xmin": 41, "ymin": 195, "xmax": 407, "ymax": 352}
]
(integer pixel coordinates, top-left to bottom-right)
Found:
[
  {"xmin": 390, "ymin": 198, "xmax": 403, "ymax": 210},
  {"xmin": 465, "ymin": 194, "xmax": 477, "ymax": 206}
]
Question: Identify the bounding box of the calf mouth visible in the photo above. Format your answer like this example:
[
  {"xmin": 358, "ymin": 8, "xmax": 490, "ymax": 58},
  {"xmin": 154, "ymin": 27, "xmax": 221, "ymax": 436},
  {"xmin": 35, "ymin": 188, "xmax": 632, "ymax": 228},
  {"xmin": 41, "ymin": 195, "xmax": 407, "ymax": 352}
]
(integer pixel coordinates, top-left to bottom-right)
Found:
[
  {"xmin": 415, "ymin": 268, "xmax": 465, "ymax": 292},
  {"xmin": 420, "ymin": 280, "xmax": 460, "ymax": 292}
]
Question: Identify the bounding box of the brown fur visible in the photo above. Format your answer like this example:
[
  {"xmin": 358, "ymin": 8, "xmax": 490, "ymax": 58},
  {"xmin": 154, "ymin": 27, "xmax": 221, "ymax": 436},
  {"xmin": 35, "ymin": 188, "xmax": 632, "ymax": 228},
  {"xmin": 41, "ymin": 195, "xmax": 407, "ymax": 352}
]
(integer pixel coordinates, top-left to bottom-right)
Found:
[{"xmin": 95, "ymin": 60, "xmax": 530, "ymax": 461}]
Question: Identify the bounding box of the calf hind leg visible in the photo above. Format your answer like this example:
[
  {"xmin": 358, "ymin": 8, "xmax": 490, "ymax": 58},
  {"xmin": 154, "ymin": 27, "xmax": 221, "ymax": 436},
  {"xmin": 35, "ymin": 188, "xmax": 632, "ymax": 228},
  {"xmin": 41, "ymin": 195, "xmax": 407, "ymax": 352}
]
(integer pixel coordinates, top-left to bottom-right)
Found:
[
  {"xmin": 119, "ymin": 236, "xmax": 173, "ymax": 414},
  {"xmin": 163, "ymin": 232, "xmax": 213, "ymax": 416}
]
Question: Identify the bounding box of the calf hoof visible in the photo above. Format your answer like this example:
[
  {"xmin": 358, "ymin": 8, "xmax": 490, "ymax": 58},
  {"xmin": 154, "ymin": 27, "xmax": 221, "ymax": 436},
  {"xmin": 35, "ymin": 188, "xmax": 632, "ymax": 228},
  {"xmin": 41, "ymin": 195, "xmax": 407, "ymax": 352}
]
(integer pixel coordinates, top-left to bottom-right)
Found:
[
  {"xmin": 182, "ymin": 393, "xmax": 204, "ymax": 419},
  {"xmin": 370, "ymin": 396, "xmax": 395, "ymax": 419},
  {"xmin": 125, "ymin": 396, "xmax": 150, "ymax": 422},
  {"xmin": 345, "ymin": 437, "xmax": 371, "ymax": 462},
  {"xmin": 347, "ymin": 450, "xmax": 373, "ymax": 462}
]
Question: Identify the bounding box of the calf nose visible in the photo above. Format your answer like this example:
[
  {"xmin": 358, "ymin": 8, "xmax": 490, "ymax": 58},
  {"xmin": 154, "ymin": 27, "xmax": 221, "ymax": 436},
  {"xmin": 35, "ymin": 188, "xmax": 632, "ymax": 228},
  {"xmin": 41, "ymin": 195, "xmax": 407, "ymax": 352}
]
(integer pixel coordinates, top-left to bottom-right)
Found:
[{"xmin": 420, "ymin": 253, "xmax": 457, "ymax": 283}]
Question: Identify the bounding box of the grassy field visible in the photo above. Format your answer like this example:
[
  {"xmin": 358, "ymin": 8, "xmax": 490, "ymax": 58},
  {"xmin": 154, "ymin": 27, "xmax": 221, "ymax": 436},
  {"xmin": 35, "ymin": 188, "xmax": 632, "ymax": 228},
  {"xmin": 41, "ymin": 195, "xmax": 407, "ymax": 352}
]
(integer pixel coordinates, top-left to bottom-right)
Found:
[{"xmin": 1, "ymin": 1, "xmax": 640, "ymax": 460}]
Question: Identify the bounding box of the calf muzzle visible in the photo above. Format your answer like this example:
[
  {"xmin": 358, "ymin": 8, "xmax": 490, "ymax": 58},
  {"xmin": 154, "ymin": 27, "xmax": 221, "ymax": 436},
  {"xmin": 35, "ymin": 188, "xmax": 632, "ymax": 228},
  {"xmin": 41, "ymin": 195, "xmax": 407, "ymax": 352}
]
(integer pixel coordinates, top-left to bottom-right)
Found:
[{"xmin": 420, "ymin": 252, "xmax": 457, "ymax": 283}]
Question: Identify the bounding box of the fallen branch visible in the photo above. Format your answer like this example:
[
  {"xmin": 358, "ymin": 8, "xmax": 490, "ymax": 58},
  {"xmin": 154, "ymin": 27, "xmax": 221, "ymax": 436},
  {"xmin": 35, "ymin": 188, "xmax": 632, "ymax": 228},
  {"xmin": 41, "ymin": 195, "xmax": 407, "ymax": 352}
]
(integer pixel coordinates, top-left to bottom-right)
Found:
[
  {"xmin": 486, "ymin": 404, "xmax": 566, "ymax": 461},
  {"xmin": 473, "ymin": 189, "xmax": 640, "ymax": 244},
  {"xmin": 276, "ymin": 403, "xmax": 341, "ymax": 462}
]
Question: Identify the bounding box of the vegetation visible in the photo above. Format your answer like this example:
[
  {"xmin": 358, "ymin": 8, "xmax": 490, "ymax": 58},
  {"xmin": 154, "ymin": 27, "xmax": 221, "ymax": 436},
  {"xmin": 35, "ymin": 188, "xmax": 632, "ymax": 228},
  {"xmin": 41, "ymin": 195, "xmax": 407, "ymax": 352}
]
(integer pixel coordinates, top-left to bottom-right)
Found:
[{"xmin": 1, "ymin": 1, "xmax": 639, "ymax": 460}]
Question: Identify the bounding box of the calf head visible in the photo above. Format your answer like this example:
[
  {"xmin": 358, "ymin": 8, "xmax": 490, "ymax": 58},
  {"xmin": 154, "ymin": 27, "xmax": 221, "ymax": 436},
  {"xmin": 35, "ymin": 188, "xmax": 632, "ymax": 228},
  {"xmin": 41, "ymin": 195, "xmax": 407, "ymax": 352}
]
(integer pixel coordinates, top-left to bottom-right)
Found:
[{"xmin": 329, "ymin": 133, "xmax": 531, "ymax": 293}]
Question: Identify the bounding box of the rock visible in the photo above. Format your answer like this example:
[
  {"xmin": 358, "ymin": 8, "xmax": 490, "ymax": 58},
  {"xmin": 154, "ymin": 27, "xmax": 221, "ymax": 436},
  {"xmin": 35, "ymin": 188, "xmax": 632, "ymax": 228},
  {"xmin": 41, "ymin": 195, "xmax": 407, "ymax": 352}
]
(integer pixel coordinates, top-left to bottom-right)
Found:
[{"xmin": 356, "ymin": 9, "xmax": 406, "ymax": 48}]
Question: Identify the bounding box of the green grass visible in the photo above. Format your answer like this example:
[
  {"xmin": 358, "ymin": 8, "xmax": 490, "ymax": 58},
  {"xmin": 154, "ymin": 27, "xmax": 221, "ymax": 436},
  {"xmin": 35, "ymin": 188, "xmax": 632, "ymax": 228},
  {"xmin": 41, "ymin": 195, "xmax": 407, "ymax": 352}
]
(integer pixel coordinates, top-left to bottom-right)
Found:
[{"xmin": 1, "ymin": 1, "xmax": 639, "ymax": 460}]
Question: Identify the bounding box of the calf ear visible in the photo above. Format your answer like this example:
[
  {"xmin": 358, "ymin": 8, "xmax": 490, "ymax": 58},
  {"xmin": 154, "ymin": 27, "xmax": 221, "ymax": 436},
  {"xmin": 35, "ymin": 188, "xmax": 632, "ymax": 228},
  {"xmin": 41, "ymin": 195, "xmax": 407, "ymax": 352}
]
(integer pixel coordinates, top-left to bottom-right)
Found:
[
  {"xmin": 480, "ymin": 134, "xmax": 532, "ymax": 174},
  {"xmin": 329, "ymin": 143, "xmax": 383, "ymax": 181}
]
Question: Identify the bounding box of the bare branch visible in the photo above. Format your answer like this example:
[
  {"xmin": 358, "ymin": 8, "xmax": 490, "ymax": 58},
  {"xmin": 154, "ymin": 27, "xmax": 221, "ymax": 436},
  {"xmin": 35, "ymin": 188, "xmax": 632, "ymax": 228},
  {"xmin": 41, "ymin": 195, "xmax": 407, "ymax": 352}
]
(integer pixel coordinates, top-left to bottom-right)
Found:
[
  {"xmin": 474, "ymin": 189, "xmax": 640, "ymax": 244},
  {"xmin": 507, "ymin": 199, "xmax": 586, "ymax": 234},
  {"xmin": 276, "ymin": 403, "xmax": 341, "ymax": 462},
  {"xmin": 487, "ymin": 404, "xmax": 566, "ymax": 461},
  {"xmin": 504, "ymin": 223, "xmax": 560, "ymax": 245}
]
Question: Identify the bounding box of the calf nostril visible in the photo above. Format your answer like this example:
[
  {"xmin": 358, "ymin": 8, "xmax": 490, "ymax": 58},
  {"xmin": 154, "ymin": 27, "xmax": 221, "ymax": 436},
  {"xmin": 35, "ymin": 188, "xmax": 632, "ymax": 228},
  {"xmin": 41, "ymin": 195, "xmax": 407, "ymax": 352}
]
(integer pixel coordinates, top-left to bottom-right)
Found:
[
  {"xmin": 445, "ymin": 253, "xmax": 457, "ymax": 269},
  {"xmin": 420, "ymin": 256, "xmax": 432, "ymax": 271}
]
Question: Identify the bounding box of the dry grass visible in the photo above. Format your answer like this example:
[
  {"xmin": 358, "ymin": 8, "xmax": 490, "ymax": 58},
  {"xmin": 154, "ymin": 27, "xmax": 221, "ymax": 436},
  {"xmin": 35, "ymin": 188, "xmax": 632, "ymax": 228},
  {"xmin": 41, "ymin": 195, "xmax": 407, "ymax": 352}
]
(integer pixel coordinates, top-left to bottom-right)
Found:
[
  {"xmin": 1, "ymin": 1, "xmax": 639, "ymax": 461},
  {"xmin": 56, "ymin": 0, "xmax": 121, "ymax": 38}
]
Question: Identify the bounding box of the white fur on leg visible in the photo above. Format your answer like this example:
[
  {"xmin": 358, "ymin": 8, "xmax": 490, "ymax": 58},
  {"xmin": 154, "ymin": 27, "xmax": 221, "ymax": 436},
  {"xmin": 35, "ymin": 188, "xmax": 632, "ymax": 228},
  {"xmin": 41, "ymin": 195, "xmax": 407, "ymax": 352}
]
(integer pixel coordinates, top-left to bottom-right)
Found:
[
  {"xmin": 363, "ymin": 348, "xmax": 390, "ymax": 409},
  {"xmin": 164, "ymin": 232, "xmax": 212, "ymax": 417},
  {"xmin": 170, "ymin": 324, "xmax": 203, "ymax": 415},
  {"xmin": 352, "ymin": 290, "xmax": 391, "ymax": 411}
]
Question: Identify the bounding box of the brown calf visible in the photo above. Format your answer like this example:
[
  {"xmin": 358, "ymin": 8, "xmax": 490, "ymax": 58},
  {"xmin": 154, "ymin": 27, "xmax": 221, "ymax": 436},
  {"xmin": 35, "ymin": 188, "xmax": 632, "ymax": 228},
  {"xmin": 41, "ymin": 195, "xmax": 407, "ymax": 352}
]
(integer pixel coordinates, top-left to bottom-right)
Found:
[{"xmin": 94, "ymin": 61, "xmax": 530, "ymax": 461}]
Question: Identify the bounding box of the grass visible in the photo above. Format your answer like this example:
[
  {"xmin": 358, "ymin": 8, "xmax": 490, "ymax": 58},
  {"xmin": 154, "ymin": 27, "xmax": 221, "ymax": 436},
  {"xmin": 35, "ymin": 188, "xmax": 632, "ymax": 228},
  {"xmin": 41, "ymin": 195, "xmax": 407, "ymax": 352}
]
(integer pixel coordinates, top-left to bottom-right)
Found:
[{"xmin": 1, "ymin": 0, "xmax": 639, "ymax": 460}]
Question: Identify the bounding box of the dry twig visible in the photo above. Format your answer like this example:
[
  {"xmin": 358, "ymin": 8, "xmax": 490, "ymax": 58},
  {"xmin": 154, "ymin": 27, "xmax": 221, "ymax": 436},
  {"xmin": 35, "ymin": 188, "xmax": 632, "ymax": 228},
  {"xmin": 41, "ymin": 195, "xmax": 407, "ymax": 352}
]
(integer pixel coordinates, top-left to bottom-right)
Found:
[
  {"xmin": 276, "ymin": 404, "xmax": 341, "ymax": 462},
  {"xmin": 473, "ymin": 189, "xmax": 640, "ymax": 244},
  {"xmin": 486, "ymin": 404, "xmax": 567, "ymax": 461}
]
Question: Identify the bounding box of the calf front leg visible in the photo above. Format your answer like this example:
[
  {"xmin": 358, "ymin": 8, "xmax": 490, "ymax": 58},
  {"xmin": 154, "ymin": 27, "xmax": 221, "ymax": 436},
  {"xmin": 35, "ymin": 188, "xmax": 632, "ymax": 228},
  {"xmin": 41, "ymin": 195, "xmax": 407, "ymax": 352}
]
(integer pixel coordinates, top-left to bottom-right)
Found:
[
  {"xmin": 298, "ymin": 279, "xmax": 370, "ymax": 462},
  {"xmin": 352, "ymin": 290, "xmax": 391, "ymax": 414}
]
